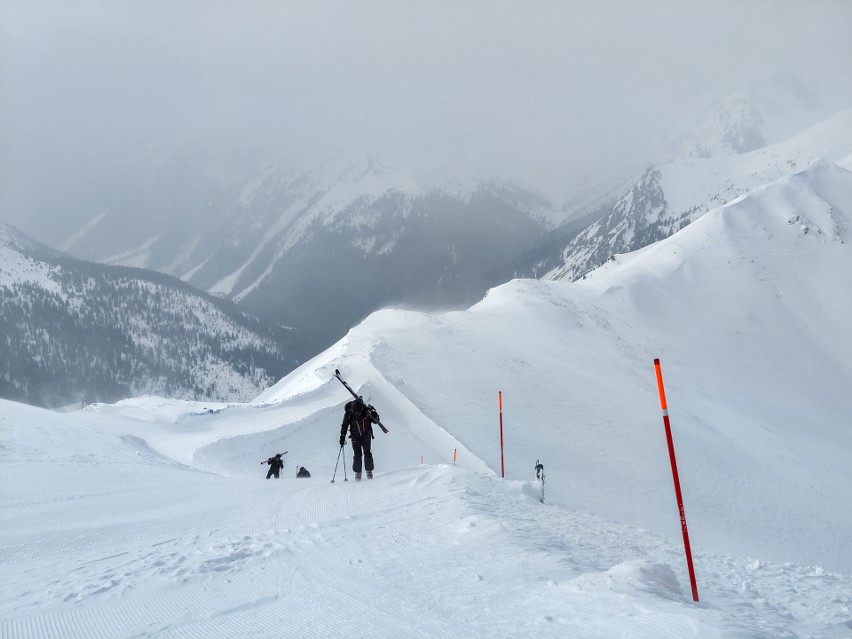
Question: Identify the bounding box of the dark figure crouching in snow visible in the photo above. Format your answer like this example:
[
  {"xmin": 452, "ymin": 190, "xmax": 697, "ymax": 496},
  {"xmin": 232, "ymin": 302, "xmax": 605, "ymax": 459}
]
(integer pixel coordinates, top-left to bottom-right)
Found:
[
  {"xmin": 339, "ymin": 397, "xmax": 379, "ymax": 481},
  {"xmin": 262, "ymin": 453, "xmax": 285, "ymax": 479}
]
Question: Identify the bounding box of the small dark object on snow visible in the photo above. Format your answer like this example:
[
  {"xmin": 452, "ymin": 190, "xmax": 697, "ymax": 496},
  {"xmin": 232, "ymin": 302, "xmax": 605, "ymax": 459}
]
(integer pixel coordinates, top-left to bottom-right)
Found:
[
  {"xmin": 296, "ymin": 466, "xmax": 311, "ymax": 478},
  {"xmin": 534, "ymin": 459, "xmax": 546, "ymax": 504}
]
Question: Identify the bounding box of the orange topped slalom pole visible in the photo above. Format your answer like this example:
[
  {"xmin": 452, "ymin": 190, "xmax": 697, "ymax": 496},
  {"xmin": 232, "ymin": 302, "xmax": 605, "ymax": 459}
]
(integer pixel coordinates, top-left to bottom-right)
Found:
[
  {"xmin": 498, "ymin": 391, "xmax": 505, "ymax": 479},
  {"xmin": 653, "ymin": 358, "xmax": 699, "ymax": 603},
  {"xmin": 654, "ymin": 360, "xmax": 668, "ymax": 411}
]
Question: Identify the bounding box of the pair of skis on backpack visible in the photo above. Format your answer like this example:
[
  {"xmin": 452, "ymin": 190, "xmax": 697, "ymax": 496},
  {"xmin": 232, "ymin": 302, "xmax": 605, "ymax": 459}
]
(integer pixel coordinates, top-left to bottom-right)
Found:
[{"xmin": 334, "ymin": 370, "xmax": 389, "ymax": 434}]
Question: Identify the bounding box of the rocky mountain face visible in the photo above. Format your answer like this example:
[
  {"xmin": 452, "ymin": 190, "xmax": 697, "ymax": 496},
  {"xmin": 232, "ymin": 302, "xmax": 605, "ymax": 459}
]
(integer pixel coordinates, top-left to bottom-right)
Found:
[
  {"xmin": 64, "ymin": 159, "xmax": 558, "ymax": 353},
  {"xmin": 0, "ymin": 224, "xmax": 298, "ymax": 408}
]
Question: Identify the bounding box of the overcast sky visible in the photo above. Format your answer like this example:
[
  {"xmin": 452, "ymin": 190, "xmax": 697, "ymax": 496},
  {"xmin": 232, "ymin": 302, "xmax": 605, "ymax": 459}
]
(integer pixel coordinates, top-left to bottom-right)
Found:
[{"xmin": 3, "ymin": 0, "xmax": 852, "ymax": 241}]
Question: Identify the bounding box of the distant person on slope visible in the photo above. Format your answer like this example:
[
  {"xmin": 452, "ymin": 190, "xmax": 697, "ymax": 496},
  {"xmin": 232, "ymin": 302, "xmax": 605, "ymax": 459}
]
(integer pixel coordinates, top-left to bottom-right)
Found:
[
  {"xmin": 262, "ymin": 453, "xmax": 285, "ymax": 479},
  {"xmin": 339, "ymin": 397, "xmax": 379, "ymax": 481}
]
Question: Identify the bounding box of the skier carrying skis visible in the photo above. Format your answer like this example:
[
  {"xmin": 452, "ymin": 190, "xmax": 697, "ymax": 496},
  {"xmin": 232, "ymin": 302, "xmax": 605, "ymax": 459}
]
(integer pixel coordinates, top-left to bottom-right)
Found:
[
  {"xmin": 262, "ymin": 453, "xmax": 285, "ymax": 479},
  {"xmin": 339, "ymin": 397, "xmax": 379, "ymax": 481}
]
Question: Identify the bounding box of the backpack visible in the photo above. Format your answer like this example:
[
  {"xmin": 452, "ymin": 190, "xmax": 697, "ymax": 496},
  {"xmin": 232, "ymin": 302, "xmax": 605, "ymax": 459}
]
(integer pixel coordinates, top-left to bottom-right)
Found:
[{"xmin": 346, "ymin": 398, "xmax": 365, "ymax": 417}]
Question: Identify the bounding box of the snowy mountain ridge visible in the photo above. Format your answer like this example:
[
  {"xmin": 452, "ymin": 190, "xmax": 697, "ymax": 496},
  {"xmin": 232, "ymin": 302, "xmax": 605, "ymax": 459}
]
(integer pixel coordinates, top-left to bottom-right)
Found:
[
  {"xmin": 1, "ymin": 224, "xmax": 65, "ymax": 294},
  {"xmin": 664, "ymin": 78, "xmax": 836, "ymax": 161},
  {"xmin": 92, "ymin": 156, "xmax": 557, "ymax": 295},
  {"xmin": 199, "ymin": 158, "xmax": 558, "ymax": 300},
  {"xmin": 544, "ymin": 109, "xmax": 852, "ymax": 281},
  {"xmin": 192, "ymin": 164, "xmax": 554, "ymax": 352},
  {"xmin": 0, "ymin": 224, "xmax": 299, "ymax": 407}
]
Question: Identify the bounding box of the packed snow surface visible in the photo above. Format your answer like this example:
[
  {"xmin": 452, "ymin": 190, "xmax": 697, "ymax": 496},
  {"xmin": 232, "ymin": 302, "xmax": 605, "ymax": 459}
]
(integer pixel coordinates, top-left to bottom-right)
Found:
[
  {"xmin": 658, "ymin": 109, "xmax": 852, "ymax": 219},
  {"xmin": 3, "ymin": 160, "xmax": 852, "ymax": 637}
]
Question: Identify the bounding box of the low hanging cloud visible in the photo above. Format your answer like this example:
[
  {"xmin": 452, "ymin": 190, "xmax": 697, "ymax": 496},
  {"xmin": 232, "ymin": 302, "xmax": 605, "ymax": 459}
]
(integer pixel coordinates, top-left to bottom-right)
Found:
[{"xmin": 2, "ymin": 0, "xmax": 851, "ymax": 241}]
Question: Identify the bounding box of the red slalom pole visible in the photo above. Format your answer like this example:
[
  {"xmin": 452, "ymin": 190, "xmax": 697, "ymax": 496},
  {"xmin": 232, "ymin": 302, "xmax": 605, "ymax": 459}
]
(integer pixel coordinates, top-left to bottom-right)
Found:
[
  {"xmin": 653, "ymin": 359, "xmax": 699, "ymax": 602},
  {"xmin": 498, "ymin": 391, "xmax": 505, "ymax": 478}
]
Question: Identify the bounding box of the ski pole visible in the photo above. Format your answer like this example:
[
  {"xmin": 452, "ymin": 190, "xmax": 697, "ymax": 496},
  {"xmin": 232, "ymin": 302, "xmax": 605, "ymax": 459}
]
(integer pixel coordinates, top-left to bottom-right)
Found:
[
  {"xmin": 331, "ymin": 445, "xmax": 343, "ymax": 483},
  {"xmin": 342, "ymin": 444, "xmax": 348, "ymax": 481}
]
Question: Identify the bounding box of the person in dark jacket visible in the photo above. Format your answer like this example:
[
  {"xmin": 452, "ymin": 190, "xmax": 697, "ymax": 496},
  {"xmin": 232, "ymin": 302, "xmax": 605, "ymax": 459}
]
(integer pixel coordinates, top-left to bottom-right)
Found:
[
  {"xmin": 262, "ymin": 453, "xmax": 285, "ymax": 479},
  {"xmin": 339, "ymin": 397, "xmax": 379, "ymax": 480}
]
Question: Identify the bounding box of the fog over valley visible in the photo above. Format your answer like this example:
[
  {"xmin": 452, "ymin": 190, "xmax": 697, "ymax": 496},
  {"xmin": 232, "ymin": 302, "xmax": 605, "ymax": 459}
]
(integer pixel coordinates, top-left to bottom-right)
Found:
[{"xmin": 3, "ymin": 0, "xmax": 851, "ymax": 246}]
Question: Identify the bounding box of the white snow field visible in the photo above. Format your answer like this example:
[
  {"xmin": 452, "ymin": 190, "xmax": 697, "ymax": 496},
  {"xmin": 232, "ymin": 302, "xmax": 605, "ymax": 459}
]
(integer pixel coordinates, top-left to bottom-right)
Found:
[{"xmin": 3, "ymin": 160, "xmax": 852, "ymax": 638}]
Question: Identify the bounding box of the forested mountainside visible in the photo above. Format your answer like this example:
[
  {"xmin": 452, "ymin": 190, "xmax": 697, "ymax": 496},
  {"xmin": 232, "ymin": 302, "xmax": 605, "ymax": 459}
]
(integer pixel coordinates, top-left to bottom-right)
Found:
[{"xmin": 1, "ymin": 224, "xmax": 298, "ymax": 408}]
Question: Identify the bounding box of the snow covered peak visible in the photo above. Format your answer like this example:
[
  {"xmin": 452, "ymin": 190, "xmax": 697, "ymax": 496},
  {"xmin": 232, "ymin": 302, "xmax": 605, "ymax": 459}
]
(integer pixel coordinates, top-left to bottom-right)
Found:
[
  {"xmin": 1, "ymin": 222, "xmax": 55, "ymax": 257},
  {"xmin": 0, "ymin": 223, "xmax": 63, "ymax": 291},
  {"xmin": 672, "ymin": 86, "xmax": 767, "ymax": 158},
  {"xmin": 544, "ymin": 110, "xmax": 852, "ymax": 283},
  {"xmin": 661, "ymin": 108, "xmax": 852, "ymax": 217},
  {"xmin": 236, "ymin": 154, "xmax": 555, "ymax": 223},
  {"xmin": 583, "ymin": 158, "xmax": 852, "ymax": 292},
  {"xmin": 666, "ymin": 77, "xmax": 836, "ymax": 161}
]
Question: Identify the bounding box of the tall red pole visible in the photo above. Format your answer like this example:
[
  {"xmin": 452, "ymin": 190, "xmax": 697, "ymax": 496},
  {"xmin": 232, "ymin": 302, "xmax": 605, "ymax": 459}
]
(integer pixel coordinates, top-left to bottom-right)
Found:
[
  {"xmin": 653, "ymin": 359, "xmax": 699, "ymax": 602},
  {"xmin": 498, "ymin": 391, "xmax": 505, "ymax": 479}
]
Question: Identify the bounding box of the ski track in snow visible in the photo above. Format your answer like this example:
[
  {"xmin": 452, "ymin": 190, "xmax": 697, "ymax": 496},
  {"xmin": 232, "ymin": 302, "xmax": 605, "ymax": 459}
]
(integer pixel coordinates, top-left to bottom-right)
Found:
[{"xmin": 3, "ymin": 447, "xmax": 851, "ymax": 639}]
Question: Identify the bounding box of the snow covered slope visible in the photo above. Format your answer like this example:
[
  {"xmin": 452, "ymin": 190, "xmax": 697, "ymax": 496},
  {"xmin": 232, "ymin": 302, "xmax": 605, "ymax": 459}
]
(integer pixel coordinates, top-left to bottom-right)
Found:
[
  {"xmin": 545, "ymin": 109, "xmax": 852, "ymax": 281},
  {"xmin": 3, "ymin": 160, "xmax": 852, "ymax": 638},
  {"xmin": 2, "ymin": 395, "xmax": 850, "ymax": 638}
]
